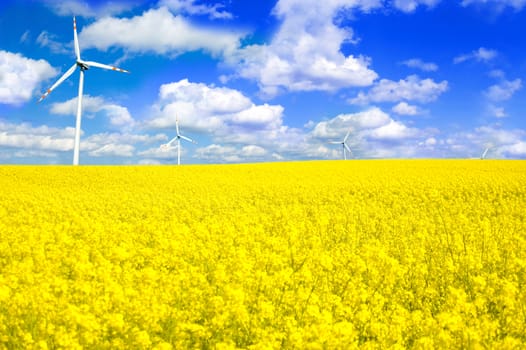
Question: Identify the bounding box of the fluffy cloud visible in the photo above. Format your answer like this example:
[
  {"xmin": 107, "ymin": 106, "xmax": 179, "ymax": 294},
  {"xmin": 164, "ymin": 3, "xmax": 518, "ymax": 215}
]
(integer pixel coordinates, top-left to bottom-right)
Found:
[
  {"xmin": 193, "ymin": 144, "xmax": 269, "ymax": 163},
  {"xmin": 392, "ymin": 0, "xmax": 441, "ymax": 12},
  {"xmin": 309, "ymin": 107, "xmax": 436, "ymax": 158},
  {"xmin": 502, "ymin": 141, "xmax": 526, "ymax": 156},
  {"xmin": 145, "ymin": 79, "xmax": 316, "ymax": 162},
  {"xmin": 461, "ymin": 0, "xmax": 526, "ymax": 10},
  {"xmin": 349, "ymin": 75, "xmax": 448, "ymax": 104},
  {"xmin": 401, "ymin": 58, "xmax": 438, "ymax": 71},
  {"xmin": 367, "ymin": 120, "xmax": 418, "ymax": 140},
  {"xmin": 147, "ymin": 79, "xmax": 287, "ymax": 139},
  {"xmin": 392, "ymin": 102, "xmax": 420, "ymax": 115},
  {"xmin": 226, "ymin": 0, "xmax": 378, "ymax": 96},
  {"xmin": 454, "ymin": 47, "xmax": 498, "ymax": 64},
  {"xmin": 445, "ymin": 125, "xmax": 526, "ymax": 158},
  {"xmin": 489, "ymin": 105, "xmax": 507, "ymax": 118},
  {"xmin": 36, "ymin": 31, "xmax": 70, "ymax": 54},
  {"xmin": 485, "ymin": 78, "xmax": 522, "ymax": 101},
  {"xmin": 41, "ymin": 0, "xmax": 139, "ymax": 17},
  {"xmin": 50, "ymin": 95, "xmax": 135, "ymax": 127},
  {"xmin": 0, "ymin": 51, "xmax": 57, "ymax": 105},
  {"xmin": 0, "ymin": 119, "xmax": 166, "ymax": 161},
  {"xmin": 88, "ymin": 143, "xmax": 135, "ymax": 157},
  {"xmin": 79, "ymin": 7, "xmax": 245, "ymax": 57},
  {"xmin": 159, "ymin": 0, "xmax": 233, "ymax": 19},
  {"xmin": 0, "ymin": 121, "xmax": 74, "ymax": 152}
]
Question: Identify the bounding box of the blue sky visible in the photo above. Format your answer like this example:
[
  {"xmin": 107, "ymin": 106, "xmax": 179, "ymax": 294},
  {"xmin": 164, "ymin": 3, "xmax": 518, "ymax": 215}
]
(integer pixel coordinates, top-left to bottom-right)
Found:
[{"xmin": 1, "ymin": 0, "xmax": 525, "ymax": 164}]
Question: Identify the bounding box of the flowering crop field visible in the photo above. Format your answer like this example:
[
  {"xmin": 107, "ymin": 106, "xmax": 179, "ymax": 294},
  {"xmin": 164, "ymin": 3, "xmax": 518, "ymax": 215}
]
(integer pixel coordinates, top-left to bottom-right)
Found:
[{"xmin": 0, "ymin": 160, "xmax": 525, "ymax": 349}]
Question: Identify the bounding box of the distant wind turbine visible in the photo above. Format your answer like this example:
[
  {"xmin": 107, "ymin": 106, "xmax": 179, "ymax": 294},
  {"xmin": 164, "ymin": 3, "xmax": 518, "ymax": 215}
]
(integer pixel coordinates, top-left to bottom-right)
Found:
[
  {"xmin": 481, "ymin": 144, "xmax": 493, "ymax": 159},
  {"xmin": 329, "ymin": 129, "xmax": 353, "ymax": 160},
  {"xmin": 38, "ymin": 17, "xmax": 129, "ymax": 165},
  {"xmin": 160, "ymin": 116, "xmax": 197, "ymax": 165}
]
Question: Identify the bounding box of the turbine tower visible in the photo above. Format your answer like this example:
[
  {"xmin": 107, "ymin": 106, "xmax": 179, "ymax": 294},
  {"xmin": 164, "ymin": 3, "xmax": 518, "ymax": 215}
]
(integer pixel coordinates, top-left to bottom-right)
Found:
[
  {"xmin": 329, "ymin": 129, "xmax": 353, "ymax": 160},
  {"xmin": 38, "ymin": 17, "xmax": 129, "ymax": 165},
  {"xmin": 160, "ymin": 116, "xmax": 197, "ymax": 165}
]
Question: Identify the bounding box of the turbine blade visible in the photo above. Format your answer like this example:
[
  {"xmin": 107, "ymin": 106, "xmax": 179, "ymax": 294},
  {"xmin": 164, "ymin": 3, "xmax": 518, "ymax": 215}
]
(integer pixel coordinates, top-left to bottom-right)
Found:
[
  {"xmin": 343, "ymin": 129, "xmax": 351, "ymax": 142},
  {"xmin": 481, "ymin": 147, "xmax": 489, "ymax": 159},
  {"xmin": 344, "ymin": 143, "xmax": 352, "ymax": 155},
  {"xmin": 166, "ymin": 136, "xmax": 178, "ymax": 146},
  {"xmin": 180, "ymin": 135, "xmax": 196, "ymax": 144},
  {"xmin": 175, "ymin": 115, "xmax": 180, "ymax": 136},
  {"xmin": 82, "ymin": 60, "xmax": 130, "ymax": 73},
  {"xmin": 38, "ymin": 63, "xmax": 77, "ymax": 102},
  {"xmin": 328, "ymin": 141, "xmax": 341, "ymax": 144},
  {"xmin": 73, "ymin": 17, "xmax": 80, "ymax": 60}
]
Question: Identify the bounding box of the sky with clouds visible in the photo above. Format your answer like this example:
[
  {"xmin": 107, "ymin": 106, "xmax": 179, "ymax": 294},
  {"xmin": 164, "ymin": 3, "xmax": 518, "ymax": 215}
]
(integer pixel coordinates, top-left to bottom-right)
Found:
[{"xmin": 0, "ymin": 0, "xmax": 525, "ymax": 164}]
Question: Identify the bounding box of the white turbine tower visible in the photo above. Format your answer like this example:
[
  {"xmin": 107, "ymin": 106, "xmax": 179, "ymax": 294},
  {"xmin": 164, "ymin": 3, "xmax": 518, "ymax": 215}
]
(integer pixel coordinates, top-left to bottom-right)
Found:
[
  {"xmin": 38, "ymin": 17, "xmax": 129, "ymax": 165},
  {"xmin": 160, "ymin": 116, "xmax": 197, "ymax": 165},
  {"xmin": 329, "ymin": 129, "xmax": 353, "ymax": 160}
]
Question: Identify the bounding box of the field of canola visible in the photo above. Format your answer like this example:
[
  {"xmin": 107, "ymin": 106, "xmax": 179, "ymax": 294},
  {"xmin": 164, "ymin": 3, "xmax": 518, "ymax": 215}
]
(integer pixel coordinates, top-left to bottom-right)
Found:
[{"xmin": 0, "ymin": 160, "xmax": 525, "ymax": 349}]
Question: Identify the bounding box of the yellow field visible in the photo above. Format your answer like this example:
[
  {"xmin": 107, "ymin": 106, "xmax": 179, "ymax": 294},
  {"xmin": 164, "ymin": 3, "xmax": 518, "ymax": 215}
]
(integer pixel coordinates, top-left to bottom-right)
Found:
[{"xmin": 0, "ymin": 160, "xmax": 525, "ymax": 349}]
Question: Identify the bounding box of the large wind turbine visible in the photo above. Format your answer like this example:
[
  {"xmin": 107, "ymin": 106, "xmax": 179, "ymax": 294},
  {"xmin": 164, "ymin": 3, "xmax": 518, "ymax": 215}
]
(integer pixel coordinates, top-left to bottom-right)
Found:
[
  {"xmin": 160, "ymin": 116, "xmax": 197, "ymax": 165},
  {"xmin": 38, "ymin": 17, "xmax": 129, "ymax": 165},
  {"xmin": 329, "ymin": 129, "xmax": 353, "ymax": 160}
]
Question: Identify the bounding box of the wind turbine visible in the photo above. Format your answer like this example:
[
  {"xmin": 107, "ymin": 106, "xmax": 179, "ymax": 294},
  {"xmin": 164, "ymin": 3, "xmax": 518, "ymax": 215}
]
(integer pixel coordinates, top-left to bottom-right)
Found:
[
  {"xmin": 38, "ymin": 17, "xmax": 129, "ymax": 165},
  {"xmin": 329, "ymin": 129, "xmax": 353, "ymax": 160},
  {"xmin": 160, "ymin": 116, "xmax": 197, "ymax": 165},
  {"xmin": 481, "ymin": 144, "xmax": 493, "ymax": 159}
]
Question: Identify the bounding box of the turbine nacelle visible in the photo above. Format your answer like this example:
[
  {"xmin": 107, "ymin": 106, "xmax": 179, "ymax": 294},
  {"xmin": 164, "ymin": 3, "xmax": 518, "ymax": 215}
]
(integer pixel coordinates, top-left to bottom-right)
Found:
[{"xmin": 77, "ymin": 61, "xmax": 89, "ymax": 71}]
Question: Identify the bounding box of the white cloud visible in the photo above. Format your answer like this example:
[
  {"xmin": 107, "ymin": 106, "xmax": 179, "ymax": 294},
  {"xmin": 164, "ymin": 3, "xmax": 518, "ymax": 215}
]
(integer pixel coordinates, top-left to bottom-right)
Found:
[
  {"xmin": 241, "ymin": 145, "xmax": 267, "ymax": 157},
  {"xmin": 502, "ymin": 141, "xmax": 526, "ymax": 156},
  {"xmin": 444, "ymin": 125, "xmax": 526, "ymax": 159},
  {"xmin": 50, "ymin": 95, "xmax": 135, "ymax": 128},
  {"xmin": 349, "ymin": 75, "xmax": 448, "ymax": 104},
  {"xmin": 84, "ymin": 132, "xmax": 167, "ymax": 146},
  {"xmin": 454, "ymin": 47, "xmax": 498, "ymax": 64},
  {"xmin": 159, "ymin": 79, "xmax": 252, "ymax": 114},
  {"xmin": 50, "ymin": 95, "xmax": 105, "ymax": 115},
  {"xmin": 392, "ymin": 101, "xmax": 420, "ymax": 115},
  {"xmin": 230, "ymin": 104, "xmax": 284, "ymax": 128},
  {"xmin": 0, "ymin": 50, "xmax": 57, "ymax": 105},
  {"xmin": 79, "ymin": 7, "xmax": 245, "ymax": 57},
  {"xmin": 160, "ymin": 0, "xmax": 233, "ymax": 19},
  {"xmin": 146, "ymin": 79, "xmax": 315, "ymax": 162},
  {"xmin": 367, "ymin": 120, "xmax": 417, "ymax": 140},
  {"xmin": 36, "ymin": 31, "xmax": 69, "ymax": 54},
  {"xmin": 138, "ymin": 159, "xmax": 162, "ymax": 165},
  {"xmin": 461, "ymin": 0, "xmax": 526, "ymax": 11},
  {"xmin": 393, "ymin": 0, "xmax": 441, "ymax": 12},
  {"xmin": 89, "ymin": 143, "xmax": 135, "ymax": 157},
  {"xmin": 226, "ymin": 0, "xmax": 378, "ymax": 96},
  {"xmin": 147, "ymin": 79, "xmax": 286, "ymax": 138},
  {"xmin": 311, "ymin": 107, "xmax": 390, "ymax": 139},
  {"xmin": 103, "ymin": 105, "xmax": 135, "ymax": 127},
  {"xmin": 489, "ymin": 105, "xmax": 507, "ymax": 118},
  {"xmin": 485, "ymin": 78, "xmax": 522, "ymax": 101},
  {"xmin": 401, "ymin": 58, "xmax": 438, "ymax": 71},
  {"xmin": 0, "ymin": 121, "xmax": 74, "ymax": 151},
  {"xmin": 42, "ymin": 0, "xmax": 138, "ymax": 17},
  {"xmin": 193, "ymin": 144, "xmax": 268, "ymax": 163},
  {"xmin": 194, "ymin": 144, "xmax": 241, "ymax": 162},
  {"xmin": 309, "ymin": 107, "xmax": 436, "ymax": 158}
]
